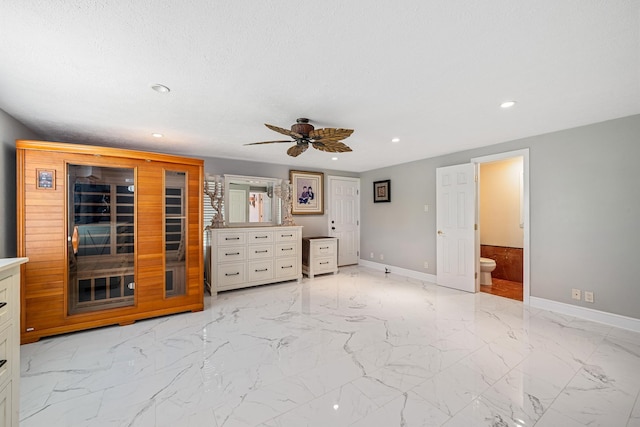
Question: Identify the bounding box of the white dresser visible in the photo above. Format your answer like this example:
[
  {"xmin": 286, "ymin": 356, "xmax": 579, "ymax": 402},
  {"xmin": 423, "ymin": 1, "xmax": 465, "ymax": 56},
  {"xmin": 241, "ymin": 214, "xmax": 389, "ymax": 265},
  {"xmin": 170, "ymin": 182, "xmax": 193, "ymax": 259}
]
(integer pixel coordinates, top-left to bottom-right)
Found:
[
  {"xmin": 0, "ymin": 258, "xmax": 26, "ymax": 427},
  {"xmin": 209, "ymin": 226, "xmax": 302, "ymax": 293},
  {"xmin": 302, "ymin": 237, "xmax": 339, "ymax": 278}
]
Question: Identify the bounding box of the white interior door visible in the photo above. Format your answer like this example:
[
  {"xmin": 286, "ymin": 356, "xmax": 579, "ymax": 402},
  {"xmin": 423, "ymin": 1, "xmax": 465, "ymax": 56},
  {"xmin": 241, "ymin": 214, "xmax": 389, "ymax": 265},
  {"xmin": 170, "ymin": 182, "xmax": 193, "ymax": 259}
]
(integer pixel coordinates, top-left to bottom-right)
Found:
[
  {"xmin": 328, "ymin": 176, "xmax": 360, "ymax": 266},
  {"xmin": 436, "ymin": 163, "xmax": 477, "ymax": 292}
]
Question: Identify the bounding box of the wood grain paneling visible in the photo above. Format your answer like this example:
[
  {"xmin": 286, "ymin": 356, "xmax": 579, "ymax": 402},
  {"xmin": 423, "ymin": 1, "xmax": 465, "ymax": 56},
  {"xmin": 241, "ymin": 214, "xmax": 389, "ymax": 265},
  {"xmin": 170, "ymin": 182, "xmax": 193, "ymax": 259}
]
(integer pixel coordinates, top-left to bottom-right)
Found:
[{"xmin": 17, "ymin": 140, "xmax": 204, "ymax": 343}]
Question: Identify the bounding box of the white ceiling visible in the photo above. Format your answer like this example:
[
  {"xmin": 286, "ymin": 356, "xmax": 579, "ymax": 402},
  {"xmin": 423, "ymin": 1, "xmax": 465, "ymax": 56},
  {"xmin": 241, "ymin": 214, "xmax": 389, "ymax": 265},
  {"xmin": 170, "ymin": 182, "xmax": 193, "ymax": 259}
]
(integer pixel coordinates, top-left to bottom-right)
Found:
[{"xmin": 1, "ymin": 1, "xmax": 638, "ymax": 172}]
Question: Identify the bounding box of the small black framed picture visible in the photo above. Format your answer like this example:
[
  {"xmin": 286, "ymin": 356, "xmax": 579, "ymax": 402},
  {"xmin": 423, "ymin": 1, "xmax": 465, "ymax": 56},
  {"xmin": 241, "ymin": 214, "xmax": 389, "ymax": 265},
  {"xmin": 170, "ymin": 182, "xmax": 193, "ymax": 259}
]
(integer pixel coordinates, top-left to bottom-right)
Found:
[
  {"xmin": 37, "ymin": 169, "xmax": 55, "ymax": 190},
  {"xmin": 373, "ymin": 179, "xmax": 390, "ymax": 203}
]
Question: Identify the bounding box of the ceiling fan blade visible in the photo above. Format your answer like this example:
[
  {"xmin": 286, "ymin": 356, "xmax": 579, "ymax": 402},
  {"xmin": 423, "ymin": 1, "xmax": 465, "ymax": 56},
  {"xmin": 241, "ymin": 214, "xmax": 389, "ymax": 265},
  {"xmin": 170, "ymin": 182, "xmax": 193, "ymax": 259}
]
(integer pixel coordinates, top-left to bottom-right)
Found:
[
  {"xmin": 265, "ymin": 123, "xmax": 304, "ymax": 139},
  {"xmin": 312, "ymin": 141, "xmax": 353, "ymax": 153},
  {"xmin": 287, "ymin": 143, "xmax": 309, "ymax": 157},
  {"xmin": 244, "ymin": 140, "xmax": 293, "ymax": 146},
  {"xmin": 309, "ymin": 127, "xmax": 354, "ymax": 141}
]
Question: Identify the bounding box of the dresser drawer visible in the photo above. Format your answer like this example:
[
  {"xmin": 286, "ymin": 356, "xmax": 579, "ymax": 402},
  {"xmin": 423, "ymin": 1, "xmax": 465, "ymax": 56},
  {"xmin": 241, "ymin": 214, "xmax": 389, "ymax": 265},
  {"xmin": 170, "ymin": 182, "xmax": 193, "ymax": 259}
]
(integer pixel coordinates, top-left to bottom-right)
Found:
[
  {"xmin": 275, "ymin": 242, "xmax": 297, "ymax": 257},
  {"xmin": 217, "ymin": 246, "xmax": 246, "ymax": 262},
  {"xmin": 313, "ymin": 241, "xmax": 336, "ymax": 257},
  {"xmin": 248, "ymin": 260, "xmax": 274, "ymax": 281},
  {"xmin": 247, "ymin": 230, "xmax": 274, "ymax": 243},
  {"xmin": 248, "ymin": 245, "xmax": 273, "ymax": 259},
  {"xmin": 276, "ymin": 230, "xmax": 298, "ymax": 242},
  {"xmin": 0, "ymin": 325, "xmax": 13, "ymax": 389},
  {"xmin": 216, "ymin": 263, "xmax": 246, "ymax": 288},
  {"xmin": 0, "ymin": 277, "xmax": 12, "ymax": 329},
  {"xmin": 217, "ymin": 232, "xmax": 246, "ymax": 246},
  {"xmin": 276, "ymin": 257, "xmax": 297, "ymax": 278}
]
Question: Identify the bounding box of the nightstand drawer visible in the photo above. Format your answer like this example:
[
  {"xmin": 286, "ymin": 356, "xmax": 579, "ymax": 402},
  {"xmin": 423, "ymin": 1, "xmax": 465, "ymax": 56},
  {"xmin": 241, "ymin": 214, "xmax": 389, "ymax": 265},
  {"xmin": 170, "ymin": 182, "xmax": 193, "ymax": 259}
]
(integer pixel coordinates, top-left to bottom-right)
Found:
[
  {"xmin": 312, "ymin": 241, "xmax": 336, "ymax": 257},
  {"xmin": 313, "ymin": 256, "xmax": 337, "ymax": 272}
]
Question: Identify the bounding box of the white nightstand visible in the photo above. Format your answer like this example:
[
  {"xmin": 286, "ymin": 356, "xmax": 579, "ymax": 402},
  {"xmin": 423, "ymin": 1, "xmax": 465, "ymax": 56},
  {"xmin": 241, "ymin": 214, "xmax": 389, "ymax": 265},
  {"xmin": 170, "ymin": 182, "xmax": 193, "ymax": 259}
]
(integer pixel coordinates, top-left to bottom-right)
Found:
[{"xmin": 302, "ymin": 237, "xmax": 338, "ymax": 278}]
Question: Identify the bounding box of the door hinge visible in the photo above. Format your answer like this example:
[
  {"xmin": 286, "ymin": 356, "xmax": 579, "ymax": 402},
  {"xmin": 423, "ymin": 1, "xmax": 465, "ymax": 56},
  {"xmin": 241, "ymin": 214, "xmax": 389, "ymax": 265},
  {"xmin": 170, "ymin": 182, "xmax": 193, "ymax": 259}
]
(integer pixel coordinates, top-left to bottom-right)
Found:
[
  {"xmin": 475, "ymin": 272, "xmax": 478, "ymax": 279},
  {"xmin": 357, "ymin": 189, "xmax": 359, "ymax": 195},
  {"xmin": 357, "ymin": 220, "xmax": 359, "ymax": 226},
  {"xmin": 474, "ymin": 224, "xmax": 478, "ymax": 230},
  {"xmin": 475, "ymin": 175, "xmax": 478, "ymax": 182},
  {"xmin": 357, "ymin": 251, "xmax": 359, "ymax": 256}
]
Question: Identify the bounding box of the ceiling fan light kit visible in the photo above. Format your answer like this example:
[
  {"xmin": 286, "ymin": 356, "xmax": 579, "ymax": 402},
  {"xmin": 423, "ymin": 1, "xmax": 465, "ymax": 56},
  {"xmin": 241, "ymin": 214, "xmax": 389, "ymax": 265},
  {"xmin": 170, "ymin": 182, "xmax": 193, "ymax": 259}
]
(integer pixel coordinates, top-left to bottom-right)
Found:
[{"xmin": 245, "ymin": 118, "xmax": 354, "ymax": 157}]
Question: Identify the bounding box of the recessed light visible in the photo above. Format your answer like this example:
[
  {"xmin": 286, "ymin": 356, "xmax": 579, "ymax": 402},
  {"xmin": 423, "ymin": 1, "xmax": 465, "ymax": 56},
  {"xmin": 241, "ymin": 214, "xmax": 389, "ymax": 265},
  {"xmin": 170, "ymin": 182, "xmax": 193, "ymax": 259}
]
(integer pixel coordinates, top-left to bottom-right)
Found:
[
  {"xmin": 500, "ymin": 101, "xmax": 516, "ymax": 109},
  {"xmin": 391, "ymin": 138, "xmax": 400, "ymax": 143},
  {"xmin": 331, "ymin": 157, "xmax": 338, "ymax": 161},
  {"xmin": 152, "ymin": 133, "xmax": 163, "ymax": 138},
  {"xmin": 151, "ymin": 84, "xmax": 170, "ymax": 93}
]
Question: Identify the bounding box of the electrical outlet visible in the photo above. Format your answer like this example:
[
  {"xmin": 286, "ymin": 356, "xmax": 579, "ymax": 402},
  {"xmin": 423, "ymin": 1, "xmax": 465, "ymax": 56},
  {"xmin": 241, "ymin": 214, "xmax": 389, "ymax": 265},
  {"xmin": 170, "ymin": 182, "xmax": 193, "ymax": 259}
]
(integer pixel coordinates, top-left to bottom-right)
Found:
[
  {"xmin": 379, "ymin": 254, "xmax": 384, "ymax": 261},
  {"xmin": 571, "ymin": 288, "xmax": 581, "ymax": 300},
  {"xmin": 370, "ymin": 252, "xmax": 374, "ymax": 259},
  {"xmin": 424, "ymin": 261, "xmax": 429, "ymax": 269},
  {"xmin": 585, "ymin": 291, "xmax": 594, "ymax": 303}
]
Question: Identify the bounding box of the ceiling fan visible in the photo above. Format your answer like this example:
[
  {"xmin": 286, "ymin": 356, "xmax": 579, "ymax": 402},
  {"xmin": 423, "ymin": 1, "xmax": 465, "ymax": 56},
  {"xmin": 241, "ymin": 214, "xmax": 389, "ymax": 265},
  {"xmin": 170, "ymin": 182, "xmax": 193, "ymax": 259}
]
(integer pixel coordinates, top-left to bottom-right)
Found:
[{"xmin": 245, "ymin": 118, "xmax": 354, "ymax": 157}]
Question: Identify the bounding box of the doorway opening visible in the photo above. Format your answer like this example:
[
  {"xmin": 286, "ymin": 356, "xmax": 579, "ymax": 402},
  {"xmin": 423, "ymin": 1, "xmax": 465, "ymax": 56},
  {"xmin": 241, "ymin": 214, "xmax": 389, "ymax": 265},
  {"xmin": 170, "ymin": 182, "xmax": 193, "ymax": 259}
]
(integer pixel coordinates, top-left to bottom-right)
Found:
[{"xmin": 472, "ymin": 149, "xmax": 530, "ymax": 304}]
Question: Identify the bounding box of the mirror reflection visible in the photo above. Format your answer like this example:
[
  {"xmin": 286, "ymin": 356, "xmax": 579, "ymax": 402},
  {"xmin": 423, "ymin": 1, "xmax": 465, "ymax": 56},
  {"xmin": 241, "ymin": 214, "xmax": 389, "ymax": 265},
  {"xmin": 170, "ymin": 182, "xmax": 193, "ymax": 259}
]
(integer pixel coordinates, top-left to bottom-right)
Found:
[{"xmin": 225, "ymin": 175, "xmax": 280, "ymax": 226}]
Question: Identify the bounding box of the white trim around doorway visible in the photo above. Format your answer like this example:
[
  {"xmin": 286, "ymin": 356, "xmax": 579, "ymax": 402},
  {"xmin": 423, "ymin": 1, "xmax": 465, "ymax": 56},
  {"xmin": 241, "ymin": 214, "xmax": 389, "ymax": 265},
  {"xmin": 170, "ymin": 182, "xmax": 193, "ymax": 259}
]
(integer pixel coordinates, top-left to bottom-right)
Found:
[{"xmin": 471, "ymin": 149, "xmax": 530, "ymax": 305}]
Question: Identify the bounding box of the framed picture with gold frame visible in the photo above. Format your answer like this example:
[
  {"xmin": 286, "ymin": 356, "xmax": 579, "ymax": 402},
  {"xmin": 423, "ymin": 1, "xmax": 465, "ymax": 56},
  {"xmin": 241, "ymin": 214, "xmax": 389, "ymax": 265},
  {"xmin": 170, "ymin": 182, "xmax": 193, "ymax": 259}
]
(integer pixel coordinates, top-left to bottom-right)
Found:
[
  {"xmin": 290, "ymin": 170, "xmax": 324, "ymax": 215},
  {"xmin": 36, "ymin": 169, "xmax": 55, "ymax": 190}
]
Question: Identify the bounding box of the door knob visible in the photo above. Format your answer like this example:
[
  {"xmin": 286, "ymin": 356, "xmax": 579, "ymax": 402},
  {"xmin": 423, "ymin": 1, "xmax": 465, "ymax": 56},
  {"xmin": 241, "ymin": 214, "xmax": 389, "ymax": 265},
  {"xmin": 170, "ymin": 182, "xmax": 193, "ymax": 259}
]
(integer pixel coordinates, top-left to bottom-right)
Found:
[
  {"xmin": 331, "ymin": 227, "xmax": 336, "ymax": 230},
  {"xmin": 437, "ymin": 230, "xmax": 444, "ymax": 235}
]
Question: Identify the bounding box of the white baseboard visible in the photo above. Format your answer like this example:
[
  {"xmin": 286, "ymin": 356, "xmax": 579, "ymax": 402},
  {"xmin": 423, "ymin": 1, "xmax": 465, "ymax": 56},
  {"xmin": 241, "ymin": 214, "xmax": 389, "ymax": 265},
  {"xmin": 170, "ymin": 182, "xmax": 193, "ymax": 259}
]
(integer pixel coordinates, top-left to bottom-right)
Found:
[
  {"xmin": 358, "ymin": 259, "xmax": 437, "ymax": 284},
  {"xmin": 530, "ymin": 296, "xmax": 640, "ymax": 332},
  {"xmin": 356, "ymin": 261, "xmax": 640, "ymax": 332}
]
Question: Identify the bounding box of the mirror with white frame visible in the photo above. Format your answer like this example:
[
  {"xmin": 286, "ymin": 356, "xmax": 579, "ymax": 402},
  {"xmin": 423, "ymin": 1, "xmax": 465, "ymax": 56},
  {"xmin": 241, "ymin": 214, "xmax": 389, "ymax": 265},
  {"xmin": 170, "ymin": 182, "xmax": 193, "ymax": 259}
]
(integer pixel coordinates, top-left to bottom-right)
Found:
[{"xmin": 224, "ymin": 174, "xmax": 281, "ymax": 227}]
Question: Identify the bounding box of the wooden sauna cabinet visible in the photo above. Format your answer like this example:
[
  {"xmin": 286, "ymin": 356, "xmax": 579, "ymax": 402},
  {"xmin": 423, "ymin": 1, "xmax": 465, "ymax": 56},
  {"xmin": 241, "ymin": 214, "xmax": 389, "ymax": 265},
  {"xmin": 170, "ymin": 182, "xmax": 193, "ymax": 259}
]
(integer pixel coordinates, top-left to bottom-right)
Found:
[{"xmin": 16, "ymin": 141, "xmax": 204, "ymax": 343}]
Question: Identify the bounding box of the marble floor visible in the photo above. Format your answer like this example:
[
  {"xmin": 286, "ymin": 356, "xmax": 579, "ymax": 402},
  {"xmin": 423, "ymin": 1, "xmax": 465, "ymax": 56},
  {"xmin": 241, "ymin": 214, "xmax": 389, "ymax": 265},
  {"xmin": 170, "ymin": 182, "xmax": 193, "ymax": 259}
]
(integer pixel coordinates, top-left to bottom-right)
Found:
[{"xmin": 20, "ymin": 266, "xmax": 640, "ymax": 427}]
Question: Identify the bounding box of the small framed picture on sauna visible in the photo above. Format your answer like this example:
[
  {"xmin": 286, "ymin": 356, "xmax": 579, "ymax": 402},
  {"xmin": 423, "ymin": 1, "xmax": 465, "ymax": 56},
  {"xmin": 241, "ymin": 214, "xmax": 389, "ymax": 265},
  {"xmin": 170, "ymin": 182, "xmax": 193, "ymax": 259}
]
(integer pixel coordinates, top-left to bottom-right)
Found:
[
  {"xmin": 290, "ymin": 170, "xmax": 324, "ymax": 215},
  {"xmin": 36, "ymin": 168, "xmax": 55, "ymax": 190},
  {"xmin": 373, "ymin": 179, "xmax": 390, "ymax": 203}
]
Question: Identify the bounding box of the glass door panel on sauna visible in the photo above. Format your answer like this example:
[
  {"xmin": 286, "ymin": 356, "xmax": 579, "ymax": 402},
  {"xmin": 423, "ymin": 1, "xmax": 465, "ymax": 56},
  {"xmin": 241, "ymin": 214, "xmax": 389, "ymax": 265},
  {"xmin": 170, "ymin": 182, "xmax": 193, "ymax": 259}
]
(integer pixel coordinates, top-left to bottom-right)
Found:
[
  {"xmin": 165, "ymin": 170, "xmax": 186, "ymax": 297},
  {"xmin": 68, "ymin": 164, "xmax": 135, "ymax": 314}
]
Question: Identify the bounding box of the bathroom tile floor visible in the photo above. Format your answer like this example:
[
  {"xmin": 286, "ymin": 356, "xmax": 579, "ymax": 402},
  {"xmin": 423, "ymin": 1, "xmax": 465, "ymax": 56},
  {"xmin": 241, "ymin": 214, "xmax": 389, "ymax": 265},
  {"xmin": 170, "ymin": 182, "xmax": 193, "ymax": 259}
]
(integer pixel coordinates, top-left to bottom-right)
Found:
[
  {"xmin": 480, "ymin": 278, "xmax": 523, "ymax": 301},
  {"xmin": 20, "ymin": 266, "xmax": 640, "ymax": 426}
]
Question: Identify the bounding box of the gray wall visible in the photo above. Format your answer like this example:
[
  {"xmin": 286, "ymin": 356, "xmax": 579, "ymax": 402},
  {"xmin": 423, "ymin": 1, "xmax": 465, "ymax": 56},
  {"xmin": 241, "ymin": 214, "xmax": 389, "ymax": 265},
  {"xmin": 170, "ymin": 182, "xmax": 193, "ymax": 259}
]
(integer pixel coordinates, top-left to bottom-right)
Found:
[
  {"xmin": 361, "ymin": 114, "xmax": 640, "ymax": 319},
  {"xmin": 0, "ymin": 109, "xmax": 40, "ymax": 258},
  {"xmin": 203, "ymin": 156, "xmax": 359, "ymax": 236}
]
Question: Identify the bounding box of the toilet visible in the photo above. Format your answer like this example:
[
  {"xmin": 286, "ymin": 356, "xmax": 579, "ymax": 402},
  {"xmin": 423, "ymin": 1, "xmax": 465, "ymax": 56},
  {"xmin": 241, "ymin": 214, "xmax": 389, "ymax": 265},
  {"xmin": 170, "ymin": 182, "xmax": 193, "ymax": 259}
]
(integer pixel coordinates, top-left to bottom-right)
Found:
[{"xmin": 480, "ymin": 257, "xmax": 497, "ymax": 285}]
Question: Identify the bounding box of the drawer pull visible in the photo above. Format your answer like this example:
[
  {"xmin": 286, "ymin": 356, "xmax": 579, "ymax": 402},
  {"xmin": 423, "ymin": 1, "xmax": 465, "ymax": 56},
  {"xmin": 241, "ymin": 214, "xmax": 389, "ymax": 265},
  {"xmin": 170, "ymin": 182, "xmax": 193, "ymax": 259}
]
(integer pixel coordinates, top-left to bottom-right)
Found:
[
  {"xmin": 0, "ymin": 302, "xmax": 6, "ymax": 309},
  {"xmin": 254, "ymin": 268, "xmax": 268, "ymax": 272},
  {"xmin": 254, "ymin": 235, "xmax": 269, "ymax": 239},
  {"xmin": 225, "ymin": 272, "xmax": 240, "ymax": 276},
  {"xmin": 281, "ymin": 234, "xmax": 293, "ymax": 237},
  {"xmin": 281, "ymin": 248, "xmax": 293, "ymax": 251},
  {"xmin": 320, "ymin": 246, "xmax": 329, "ymax": 249},
  {"xmin": 281, "ymin": 265, "xmax": 293, "ymax": 269},
  {"xmin": 255, "ymin": 250, "xmax": 268, "ymax": 254},
  {"xmin": 225, "ymin": 237, "xmax": 240, "ymax": 241},
  {"xmin": 0, "ymin": 360, "xmax": 6, "ymax": 369},
  {"xmin": 225, "ymin": 252, "xmax": 240, "ymax": 256},
  {"xmin": 320, "ymin": 261, "xmax": 330, "ymax": 265}
]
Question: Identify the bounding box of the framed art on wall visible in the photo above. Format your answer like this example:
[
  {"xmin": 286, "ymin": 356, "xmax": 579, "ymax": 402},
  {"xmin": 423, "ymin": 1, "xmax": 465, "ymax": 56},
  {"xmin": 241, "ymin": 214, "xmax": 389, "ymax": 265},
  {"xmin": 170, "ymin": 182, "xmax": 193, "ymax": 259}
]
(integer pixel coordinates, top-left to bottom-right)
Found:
[
  {"xmin": 373, "ymin": 179, "xmax": 390, "ymax": 203},
  {"xmin": 290, "ymin": 170, "xmax": 324, "ymax": 215}
]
